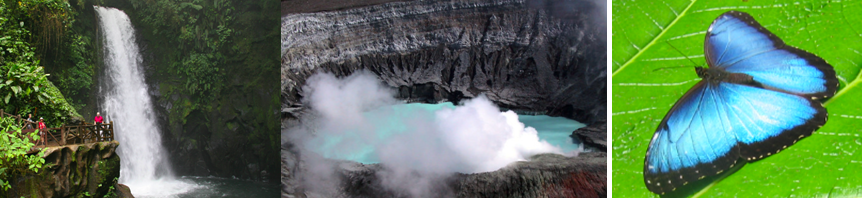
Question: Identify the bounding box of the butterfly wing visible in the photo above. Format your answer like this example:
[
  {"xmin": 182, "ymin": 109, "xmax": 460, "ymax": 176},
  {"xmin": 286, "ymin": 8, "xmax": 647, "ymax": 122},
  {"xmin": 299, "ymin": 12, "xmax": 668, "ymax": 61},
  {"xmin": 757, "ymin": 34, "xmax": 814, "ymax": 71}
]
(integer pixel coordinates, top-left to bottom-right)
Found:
[
  {"xmin": 644, "ymin": 81, "xmax": 826, "ymax": 194},
  {"xmin": 644, "ymin": 82, "xmax": 740, "ymax": 194},
  {"xmin": 705, "ymin": 11, "xmax": 838, "ymax": 98}
]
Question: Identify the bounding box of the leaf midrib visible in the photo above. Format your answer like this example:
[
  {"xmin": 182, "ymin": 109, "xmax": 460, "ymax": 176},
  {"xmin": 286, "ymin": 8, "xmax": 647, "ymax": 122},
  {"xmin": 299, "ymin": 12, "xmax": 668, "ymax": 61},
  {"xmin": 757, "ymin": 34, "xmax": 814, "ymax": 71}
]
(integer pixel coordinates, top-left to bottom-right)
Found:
[
  {"xmin": 612, "ymin": 0, "xmax": 698, "ymax": 77},
  {"xmin": 824, "ymin": 7, "xmax": 862, "ymax": 107},
  {"xmin": 825, "ymin": 69, "xmax": 862, "ymax": 107}
]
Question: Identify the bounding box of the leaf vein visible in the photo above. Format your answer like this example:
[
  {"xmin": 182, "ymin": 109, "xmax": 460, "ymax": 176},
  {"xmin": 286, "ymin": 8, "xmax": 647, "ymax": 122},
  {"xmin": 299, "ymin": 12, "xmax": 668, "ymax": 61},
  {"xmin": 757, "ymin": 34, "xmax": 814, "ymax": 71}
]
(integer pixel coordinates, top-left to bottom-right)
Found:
[{"xmin": 613, "ymin": 0, "xmax": 699, "ymax": 77}]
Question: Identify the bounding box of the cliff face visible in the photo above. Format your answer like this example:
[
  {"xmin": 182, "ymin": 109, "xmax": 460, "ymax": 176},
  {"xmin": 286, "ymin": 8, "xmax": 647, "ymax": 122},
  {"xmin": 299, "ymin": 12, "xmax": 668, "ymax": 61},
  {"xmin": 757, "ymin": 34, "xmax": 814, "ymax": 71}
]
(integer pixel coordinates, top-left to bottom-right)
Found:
[
  {"xmin": 6, "ymin": 141, "xmax": 121, "ymax": 198},
  {"xmin": 281, "ymin": 0, "xmax": 606, "ymax": 123}
]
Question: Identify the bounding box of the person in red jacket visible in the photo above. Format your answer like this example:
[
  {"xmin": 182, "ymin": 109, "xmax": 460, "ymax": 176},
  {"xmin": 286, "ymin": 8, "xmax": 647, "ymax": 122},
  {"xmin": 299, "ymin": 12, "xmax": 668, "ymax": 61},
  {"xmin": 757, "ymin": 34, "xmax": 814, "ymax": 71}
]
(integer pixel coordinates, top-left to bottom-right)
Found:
[{"xmin": 37, "ymin": 117, "xmax": 47, "ymax": 146}]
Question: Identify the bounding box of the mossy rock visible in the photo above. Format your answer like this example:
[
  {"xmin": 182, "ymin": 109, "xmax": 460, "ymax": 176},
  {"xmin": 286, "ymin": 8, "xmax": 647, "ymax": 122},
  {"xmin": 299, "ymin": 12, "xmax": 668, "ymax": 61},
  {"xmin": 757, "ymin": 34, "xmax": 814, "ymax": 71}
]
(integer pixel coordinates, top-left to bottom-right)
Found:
[{"xmin": 8, "ymin": 142, "xmax": 121, "ymax": 197}]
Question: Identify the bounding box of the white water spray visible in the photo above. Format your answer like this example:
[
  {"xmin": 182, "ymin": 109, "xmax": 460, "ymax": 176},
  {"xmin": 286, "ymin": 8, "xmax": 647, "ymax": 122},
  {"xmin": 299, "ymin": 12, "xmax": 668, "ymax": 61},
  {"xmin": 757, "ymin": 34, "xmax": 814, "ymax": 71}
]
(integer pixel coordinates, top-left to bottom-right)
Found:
[{"xmin": 95, "ymin": 6, "xmax": 199, "ymax": 197}]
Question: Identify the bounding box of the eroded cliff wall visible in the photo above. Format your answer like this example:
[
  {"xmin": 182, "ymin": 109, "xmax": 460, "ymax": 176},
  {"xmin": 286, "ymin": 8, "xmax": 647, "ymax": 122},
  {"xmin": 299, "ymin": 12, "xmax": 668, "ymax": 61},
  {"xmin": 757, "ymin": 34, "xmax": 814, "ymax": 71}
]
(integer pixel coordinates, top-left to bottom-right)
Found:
[{"xmin": 281, "ymin": 0, "xmax": 606, "ymax": 123}]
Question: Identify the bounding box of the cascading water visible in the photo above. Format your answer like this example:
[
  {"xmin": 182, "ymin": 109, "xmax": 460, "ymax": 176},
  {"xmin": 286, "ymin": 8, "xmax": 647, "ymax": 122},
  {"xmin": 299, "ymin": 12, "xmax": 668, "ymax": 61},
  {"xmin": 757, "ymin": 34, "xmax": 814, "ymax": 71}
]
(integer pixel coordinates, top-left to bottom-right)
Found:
[{"xmin": 95, "ymin": 6, "xmax": 199, "ymax": 197}]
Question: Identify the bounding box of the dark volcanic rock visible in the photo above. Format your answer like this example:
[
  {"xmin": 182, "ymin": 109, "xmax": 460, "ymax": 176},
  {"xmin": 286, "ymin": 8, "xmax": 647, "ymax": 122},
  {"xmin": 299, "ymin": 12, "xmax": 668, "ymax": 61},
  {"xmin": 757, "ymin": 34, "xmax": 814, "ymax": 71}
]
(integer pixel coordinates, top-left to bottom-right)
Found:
[
  {"xmin": 282, "ymin": 0, "xmax": 412, "ymax": 14},
  {"xmin": 114, "ymin": 183, "xmax": 135, "ymax": 198},
  {"xmin": 452, "ymin": 153, "xmax": 606, "ymax": 198},
  {"xmin": 281, "ymin": 0, "xmax": 606, "ymax": 124},
  {"xmin": 287, "ymin": 152, "xmax": 606, "ymax": 198},
  {"xmin": 572, "ymin": 121, "xmax": 607, "ymax": 151}
]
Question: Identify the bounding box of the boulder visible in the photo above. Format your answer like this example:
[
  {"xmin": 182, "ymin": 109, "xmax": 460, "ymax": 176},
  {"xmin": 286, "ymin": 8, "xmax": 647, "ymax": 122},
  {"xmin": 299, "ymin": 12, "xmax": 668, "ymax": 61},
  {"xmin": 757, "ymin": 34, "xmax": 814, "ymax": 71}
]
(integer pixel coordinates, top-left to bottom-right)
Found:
[
  {"xmin": 115, "ymin": 183, "xmax": 135, "ymax": 198},
  {"xmin": 572, "ymin": 121, "xmax": 607, "ymax": 151}
]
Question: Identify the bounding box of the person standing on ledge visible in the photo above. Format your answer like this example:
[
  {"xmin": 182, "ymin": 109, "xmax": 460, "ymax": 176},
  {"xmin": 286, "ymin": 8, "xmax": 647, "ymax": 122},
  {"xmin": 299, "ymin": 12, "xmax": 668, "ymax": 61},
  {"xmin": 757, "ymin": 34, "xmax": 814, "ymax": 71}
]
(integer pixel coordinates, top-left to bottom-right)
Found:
[
  {"xmin": 25, "ymin": 114, "xmax": 34, "ymax": 129},
  {"xmin": 37, "ymin": 117, "xmax": 47, "ymax": 146},
  {"xmin": 95, "ymin": 112, "xmax": 104, "ymax": 141}
]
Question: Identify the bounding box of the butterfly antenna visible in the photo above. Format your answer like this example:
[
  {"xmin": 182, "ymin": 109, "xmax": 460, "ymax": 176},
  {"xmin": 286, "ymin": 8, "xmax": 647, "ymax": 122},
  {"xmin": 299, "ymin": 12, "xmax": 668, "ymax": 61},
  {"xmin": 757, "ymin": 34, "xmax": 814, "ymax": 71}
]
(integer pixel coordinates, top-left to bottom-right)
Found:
[
  {"xmin": 666, "ymin": 41, "xmax": 701, "ymax": 67},
  {"xmin": 652, "ymin": 41, "xmax": 701, "ymax": 72}
]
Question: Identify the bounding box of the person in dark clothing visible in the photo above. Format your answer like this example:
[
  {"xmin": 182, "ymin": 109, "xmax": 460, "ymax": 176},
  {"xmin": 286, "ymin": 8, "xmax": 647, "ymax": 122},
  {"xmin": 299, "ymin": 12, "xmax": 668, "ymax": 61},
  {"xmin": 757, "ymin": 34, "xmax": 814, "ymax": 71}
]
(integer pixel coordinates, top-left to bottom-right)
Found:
[{"xmin": 25, "ymin": 114, "xmax": 34, "ymax": 129}]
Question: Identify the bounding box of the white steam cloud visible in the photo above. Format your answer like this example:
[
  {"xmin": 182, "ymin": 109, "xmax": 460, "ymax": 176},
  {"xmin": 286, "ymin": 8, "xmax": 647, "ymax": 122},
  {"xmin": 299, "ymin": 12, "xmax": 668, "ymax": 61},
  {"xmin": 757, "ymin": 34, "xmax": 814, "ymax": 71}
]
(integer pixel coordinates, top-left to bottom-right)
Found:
[{"xmin": 289, "ymin": 70, "xmax": 566, "ymax": 196}]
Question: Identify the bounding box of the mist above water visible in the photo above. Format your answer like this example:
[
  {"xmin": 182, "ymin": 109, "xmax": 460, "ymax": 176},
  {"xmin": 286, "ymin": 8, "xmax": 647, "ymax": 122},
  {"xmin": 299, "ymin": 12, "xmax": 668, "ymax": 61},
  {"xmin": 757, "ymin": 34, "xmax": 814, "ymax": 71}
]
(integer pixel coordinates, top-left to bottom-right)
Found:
[
  {"xmin": 288, "ymin": 71, "xmax": 577, "ymax": 196},
  {"xmin": 307, "ymin": 102, "xmax": 585, "ymax": 165}
]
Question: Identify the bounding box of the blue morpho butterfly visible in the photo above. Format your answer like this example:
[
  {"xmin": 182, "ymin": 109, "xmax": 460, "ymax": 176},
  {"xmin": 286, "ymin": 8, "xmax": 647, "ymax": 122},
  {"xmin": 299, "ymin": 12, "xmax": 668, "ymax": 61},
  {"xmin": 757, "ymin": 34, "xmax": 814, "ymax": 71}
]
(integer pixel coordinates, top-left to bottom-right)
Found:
[{"xmin": 643, "ymin": 10, "xmax": 839, "ymax": 194}]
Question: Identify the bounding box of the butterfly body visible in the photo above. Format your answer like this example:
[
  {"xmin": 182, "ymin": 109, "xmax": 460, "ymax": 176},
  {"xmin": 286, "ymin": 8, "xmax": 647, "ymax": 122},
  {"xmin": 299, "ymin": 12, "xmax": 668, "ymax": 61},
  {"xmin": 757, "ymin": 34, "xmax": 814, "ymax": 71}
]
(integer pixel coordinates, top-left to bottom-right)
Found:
[
  {"xmin": 643, "ymin": 10, "xmax": 838, "ymax": 195},
  {"xmin": 696, "ymin": 67, "xmax": 755, "ymax": 85}
]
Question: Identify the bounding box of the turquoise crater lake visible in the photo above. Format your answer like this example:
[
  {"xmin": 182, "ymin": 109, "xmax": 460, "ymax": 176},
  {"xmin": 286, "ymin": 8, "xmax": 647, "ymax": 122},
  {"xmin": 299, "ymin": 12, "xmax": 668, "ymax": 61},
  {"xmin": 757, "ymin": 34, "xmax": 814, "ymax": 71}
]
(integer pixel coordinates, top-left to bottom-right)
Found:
[{"xmin": 307, "ymin": 102, "xmax": 586, "ymax": 164}]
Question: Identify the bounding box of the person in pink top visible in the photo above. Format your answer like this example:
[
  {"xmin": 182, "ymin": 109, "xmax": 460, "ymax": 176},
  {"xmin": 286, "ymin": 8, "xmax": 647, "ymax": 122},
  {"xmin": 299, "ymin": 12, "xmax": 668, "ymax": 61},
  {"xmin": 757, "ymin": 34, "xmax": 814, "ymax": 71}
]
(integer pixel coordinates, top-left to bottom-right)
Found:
[
  {"xmin": 95, "ymin": 112, "xmax": 103, "ymax": 124},
  {"xmin": 95, "ymin": 112, "xmax": 104, "ymax": 141}
]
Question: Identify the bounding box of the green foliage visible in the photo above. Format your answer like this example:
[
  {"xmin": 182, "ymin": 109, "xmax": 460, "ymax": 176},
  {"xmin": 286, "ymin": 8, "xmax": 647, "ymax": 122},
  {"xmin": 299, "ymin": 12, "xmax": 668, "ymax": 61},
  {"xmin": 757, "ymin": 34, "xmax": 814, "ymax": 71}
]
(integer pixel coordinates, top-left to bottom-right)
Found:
[
  {"xmin": 0, "ymin": 0, "xmax": 96, "ymax": 115},
  {"xmin": 612, "ymin": 0, "xmax": 862, "ymax": 197},
  {"xmin": 129, "ymin": 0, "xmax": 234, "ymax": 103},
  {"xmin": 53, "ymin": 33, "xmax": 95, "ymax": 111},
  {"xmin": 102, "ymin": 183, "xmax": 116, "ymax": 198},
  {"xmin": 123, "ymin": 0, "xmax": 281, "ymax": 151},
  {"xmin": 0, "ymin": 0, "xmax": 82, "ymax": 126},
  {"xmin": 8, "ymin": 0, "xmax": 74, "ymax": 63},
  {"xmin": 0, "ymin": 59, "xmax": 51, "ymax": 106},
  {"xmin": 0, "ymin": 117, "xmax": 46, "ymax": 192},
  {"xmin": 24, "ymin": 0, "xmax": 97, "ymax": 113}
]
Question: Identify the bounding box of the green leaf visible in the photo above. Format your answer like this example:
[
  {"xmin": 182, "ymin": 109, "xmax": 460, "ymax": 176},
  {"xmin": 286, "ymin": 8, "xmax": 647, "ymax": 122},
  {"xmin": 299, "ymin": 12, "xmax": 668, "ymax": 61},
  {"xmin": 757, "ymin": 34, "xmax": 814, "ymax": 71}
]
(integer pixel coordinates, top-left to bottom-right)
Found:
[
  {"xmin": 180, "ymin": 2, "xmax": 203, "ymax": 10},
  {"xmin": 11, "ymin": 85, "xmax": 20, "ymax": 94},
  {"xmin": 612, "ymin": 0, "xmax": 862, "ymax": 197}
]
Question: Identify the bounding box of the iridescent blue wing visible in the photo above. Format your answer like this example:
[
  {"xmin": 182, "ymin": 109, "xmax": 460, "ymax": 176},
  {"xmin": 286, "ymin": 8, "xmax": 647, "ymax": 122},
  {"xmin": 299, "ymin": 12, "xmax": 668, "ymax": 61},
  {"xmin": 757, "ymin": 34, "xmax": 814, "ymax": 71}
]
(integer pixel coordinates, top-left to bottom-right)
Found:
[
  {"xmin": 644, "ymin": 82, "xmax": 826, "ymax": 194},
  {"xmin": 644, "ymin": 82, "xmax": 740, "ymax": 194},
  {"xmin": 705, "ymin": 11, "xmax": 838, "ymax": 98}
]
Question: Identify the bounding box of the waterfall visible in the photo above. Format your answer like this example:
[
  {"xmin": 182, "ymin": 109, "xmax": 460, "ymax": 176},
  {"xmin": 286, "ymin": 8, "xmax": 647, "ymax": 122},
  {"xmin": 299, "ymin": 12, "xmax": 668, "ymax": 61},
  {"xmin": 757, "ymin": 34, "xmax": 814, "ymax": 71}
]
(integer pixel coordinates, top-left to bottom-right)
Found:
[{"xmin": 95, "ymin": 6, "xmax": 198, "ymax": 197}]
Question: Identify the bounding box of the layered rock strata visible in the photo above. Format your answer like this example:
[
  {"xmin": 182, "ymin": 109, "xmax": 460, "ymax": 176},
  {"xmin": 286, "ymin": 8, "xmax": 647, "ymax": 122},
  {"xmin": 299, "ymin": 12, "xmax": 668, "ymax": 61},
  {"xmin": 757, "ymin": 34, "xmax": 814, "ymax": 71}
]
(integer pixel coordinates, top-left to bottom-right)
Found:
[{"xmin": 281, "ymin": 0, "xmax": 606, "ymax": 123}]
